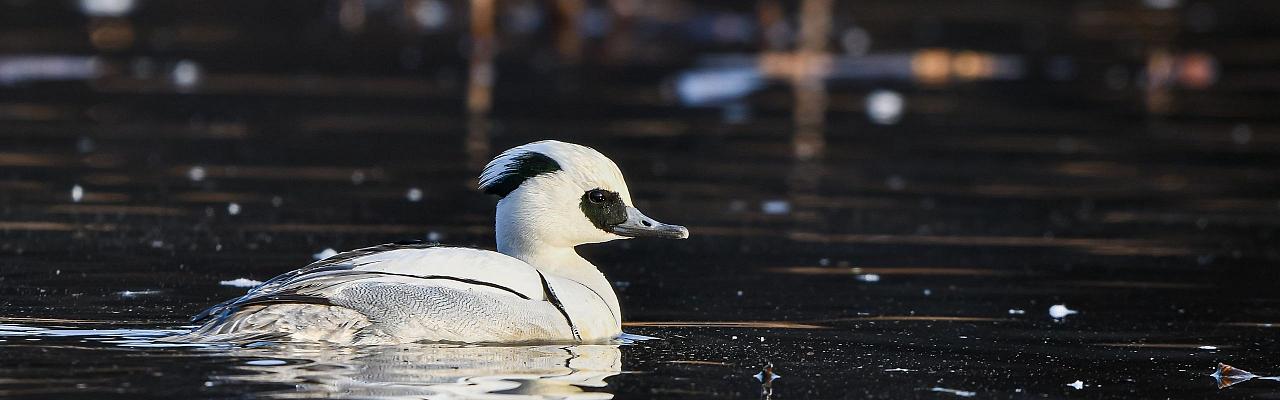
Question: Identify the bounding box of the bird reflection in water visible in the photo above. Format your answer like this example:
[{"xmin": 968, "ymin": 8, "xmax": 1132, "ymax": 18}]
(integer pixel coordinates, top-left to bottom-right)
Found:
[{"xmin": 221, "ymin": 343, "xmax": 621, "ymax": 399}]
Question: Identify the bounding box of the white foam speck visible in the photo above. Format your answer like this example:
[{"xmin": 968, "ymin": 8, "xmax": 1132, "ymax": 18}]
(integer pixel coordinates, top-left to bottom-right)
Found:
[
  {"xmin": 219, "ymin": 278, "xmax": 263, "ymax": 288},
  {"xmin": 171, "ymin": 60, "xmax": 201, "ymax": 89}
]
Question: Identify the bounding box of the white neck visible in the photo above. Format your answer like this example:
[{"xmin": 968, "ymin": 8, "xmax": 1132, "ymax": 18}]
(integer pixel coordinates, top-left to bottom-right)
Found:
[{"xmin": 495, "ymin": 214, "xmax": 622, "ymax": 326}]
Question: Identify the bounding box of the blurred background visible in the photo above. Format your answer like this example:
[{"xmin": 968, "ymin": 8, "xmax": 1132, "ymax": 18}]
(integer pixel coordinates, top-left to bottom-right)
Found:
[{"xmin": 2, "ymin": 0, "xmax": 1280, "ymax": 398}]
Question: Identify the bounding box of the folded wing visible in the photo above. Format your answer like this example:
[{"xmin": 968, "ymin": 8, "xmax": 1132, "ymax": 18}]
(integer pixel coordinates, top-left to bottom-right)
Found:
[{"xmin": 191, "ymin": 241, "xmax": 545, "ymax": 324}]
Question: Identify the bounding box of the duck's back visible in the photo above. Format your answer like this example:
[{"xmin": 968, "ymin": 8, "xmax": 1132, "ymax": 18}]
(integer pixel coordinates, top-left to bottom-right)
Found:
[{"xmin": 174, "ymin": 242, "xmax": 581, "ymax": 344}]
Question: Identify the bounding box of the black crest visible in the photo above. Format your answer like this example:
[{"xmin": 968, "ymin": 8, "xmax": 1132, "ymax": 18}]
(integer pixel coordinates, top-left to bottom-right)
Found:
[{"xmin": 480, "ymin": 152, "xmax": 562, "ymax": 197}]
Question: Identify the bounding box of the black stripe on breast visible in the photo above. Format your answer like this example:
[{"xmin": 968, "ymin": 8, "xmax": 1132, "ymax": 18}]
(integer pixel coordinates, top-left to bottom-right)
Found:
[{"xmin": 538, "ymin": 271, "xmax": 582, "ymax": 341}]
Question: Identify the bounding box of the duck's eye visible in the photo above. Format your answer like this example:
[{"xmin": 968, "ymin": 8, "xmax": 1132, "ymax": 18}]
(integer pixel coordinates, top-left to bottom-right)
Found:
[{"xmin": 588, "ymin": 189, "xmax": 607, "ymax": 204}]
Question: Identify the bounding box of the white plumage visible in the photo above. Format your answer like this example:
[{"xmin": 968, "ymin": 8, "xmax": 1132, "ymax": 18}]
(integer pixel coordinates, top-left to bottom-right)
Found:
[{"xmin": 171, "ymin": 141, "xmax": 687, "ymax": 344}]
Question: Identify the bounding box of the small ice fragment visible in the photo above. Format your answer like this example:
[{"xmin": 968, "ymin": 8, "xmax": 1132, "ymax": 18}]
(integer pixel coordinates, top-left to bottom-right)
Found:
[
  {"xmin": 1049, "ymin": 304, "xmax": 1078, "ymax": 319},
  {"xmin": 929, "ymin": 387, "xmax": 976, "ymax": 397},
  {"xmin": 761, "ymin": 200, "xmax": 790, "ymax": 215},
  {"xmin": 1067, "ymin": 380, "xmax": 1084, "ymax": 390},
  {"xmin": 866, "ymin": 89, "xmax": 905, "ymax": 125},
  {"xmin": 856, "ymin": 274, "xmax": 881, "ymax": 282},
  {"xmin": 117, "ymin": 290, "xmax": 161, "ymax": 297},
  {"xmin": 219, "ymin": 278, "xmax": 263, "ymax": 288},
  {"xmin": 313, "ymin": 248, "xmax": 338, "ymax": 260},
  {"xmin": 187, "ymin": 166, "xmax": 206, "ymax": 181},
  {"xmin": 406, "ymin": 187, "xmax": 423, "ymax": 202},
  {"xmin": 171, "ymin": 60, "xmax": 201, "ymax": 89},
  {"xmin": 227, "ymin": 202, "xmax": 241, "ymax": 215},
  {"xmin": 1008, "ymin": 309, "xmax": 1026, "ymax": 315},
  {"xmin": 245, "ymin": 359, "xmax": 287, "ymax": 366},
  {"xmin": 71, "ymin": 185, "xmax": 84, "ymax": 202}
]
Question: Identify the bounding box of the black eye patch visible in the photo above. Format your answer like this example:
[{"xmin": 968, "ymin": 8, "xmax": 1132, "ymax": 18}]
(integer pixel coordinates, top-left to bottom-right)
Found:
[{"xmin": 580, "ymin": 189, "xmax": 626, "ymax": 231}]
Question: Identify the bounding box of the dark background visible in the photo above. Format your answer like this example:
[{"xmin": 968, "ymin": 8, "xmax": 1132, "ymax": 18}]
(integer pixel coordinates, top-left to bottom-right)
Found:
[{"xmin": 1, "ymin": 1, "xmax": 1279, "ymax": 398}]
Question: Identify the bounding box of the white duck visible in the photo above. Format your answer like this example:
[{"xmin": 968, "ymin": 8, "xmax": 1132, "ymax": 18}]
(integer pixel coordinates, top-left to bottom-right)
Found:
[{"xmin": 175, "ymin": 140, "xmax": 688, "ymax": 344}]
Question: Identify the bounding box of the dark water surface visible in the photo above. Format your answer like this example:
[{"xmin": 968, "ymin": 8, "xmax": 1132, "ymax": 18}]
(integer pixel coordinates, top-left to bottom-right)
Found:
[{"xmin": 4, "ymin": 2, "xmax": 1280, "ymax": 399}]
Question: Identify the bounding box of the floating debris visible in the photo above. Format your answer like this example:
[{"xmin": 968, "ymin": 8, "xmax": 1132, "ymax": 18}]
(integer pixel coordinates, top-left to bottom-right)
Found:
[
  {"xmin": 1212, "ymin": 363, "xmax": 1280, "ymax": 389},
  {"xmin": 219, "ymin": 278, "xmax": 263, "ymax": 288},
  {"xmin": 754, "ymin": 362, "xmax": 781, "ymax": 399},
  {"xmin": 1066, "ymin": 380, "xmax": 1084, "ymax": 390},
  {"xmin": 1049, "ymin": 304, "xmax": 1078, "ymax": 319},
  {"xmin": 313, "ymin": 248, "xmax": 338, "ymax": 260},
  {"xmin": 930, "ymin": 387, "xmax": 976, "ymax": 397}
]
